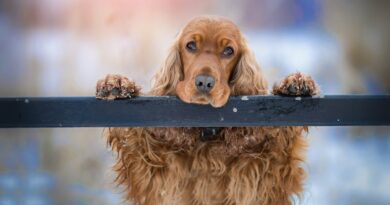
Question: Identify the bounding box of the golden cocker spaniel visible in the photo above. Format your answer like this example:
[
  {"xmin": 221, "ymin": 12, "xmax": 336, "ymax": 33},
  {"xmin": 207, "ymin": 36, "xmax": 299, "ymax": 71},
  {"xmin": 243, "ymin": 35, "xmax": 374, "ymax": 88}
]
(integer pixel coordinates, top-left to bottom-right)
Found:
[{"xmin": 96, "ymin": 16, "xmax": 318, "ymax": 205}]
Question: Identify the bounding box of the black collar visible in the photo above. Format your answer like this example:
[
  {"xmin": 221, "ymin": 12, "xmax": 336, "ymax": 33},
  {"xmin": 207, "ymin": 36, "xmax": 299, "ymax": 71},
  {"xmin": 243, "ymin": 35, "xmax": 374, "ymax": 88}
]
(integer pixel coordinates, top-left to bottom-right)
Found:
[{"xmin": 200, "ymin": 127, "xmax": 223, "ymax": 141}]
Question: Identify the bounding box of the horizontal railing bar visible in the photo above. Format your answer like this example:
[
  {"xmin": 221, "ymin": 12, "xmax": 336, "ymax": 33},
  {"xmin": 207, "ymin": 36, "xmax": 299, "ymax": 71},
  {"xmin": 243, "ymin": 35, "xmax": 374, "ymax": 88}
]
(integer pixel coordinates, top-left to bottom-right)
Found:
[{"xmin": 0, "ymin": 95, "xmax": 389, "ymax": 128}]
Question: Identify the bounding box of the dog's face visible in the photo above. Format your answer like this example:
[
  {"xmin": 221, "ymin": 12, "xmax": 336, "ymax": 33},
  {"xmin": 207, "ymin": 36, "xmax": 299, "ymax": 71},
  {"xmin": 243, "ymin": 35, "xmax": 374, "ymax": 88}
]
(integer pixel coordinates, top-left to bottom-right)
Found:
[
  {"xmin": 176, "ymin": 18, "xmax": 242, "ymax": 107},
  {"xmin": 151, "ymin": 16, "xmax": 267, "ymax": 107}
]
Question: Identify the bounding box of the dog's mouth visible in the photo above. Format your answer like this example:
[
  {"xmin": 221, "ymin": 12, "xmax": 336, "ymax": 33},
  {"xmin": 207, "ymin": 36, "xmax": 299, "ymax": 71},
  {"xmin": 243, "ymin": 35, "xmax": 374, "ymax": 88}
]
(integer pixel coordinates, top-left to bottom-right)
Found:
[
  {"xmin": 176, "ymin": 79, "xmax": 231, "ymax": 108},
  {"xmin": 190, "ymin": 94, "xmax": 212, "ymax": 105},
  {"xmin": 189, "ymin": 92, "xmax": 229, "ymax": 108},
  {"xmin": 189, "ymin": 97, "xmax": 218, "ymax": 108}
]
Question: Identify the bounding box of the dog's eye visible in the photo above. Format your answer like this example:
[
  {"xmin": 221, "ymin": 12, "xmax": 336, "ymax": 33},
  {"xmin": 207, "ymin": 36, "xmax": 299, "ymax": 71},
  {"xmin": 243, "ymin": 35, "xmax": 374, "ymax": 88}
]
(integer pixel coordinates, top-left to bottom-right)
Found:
[
  {"xmin": 186, "ymin": 41, "xmax": 197, "ymax": 52},
  {"xmin": 222, "ymin": 46, "xmax": 234, "ymax": 57}
]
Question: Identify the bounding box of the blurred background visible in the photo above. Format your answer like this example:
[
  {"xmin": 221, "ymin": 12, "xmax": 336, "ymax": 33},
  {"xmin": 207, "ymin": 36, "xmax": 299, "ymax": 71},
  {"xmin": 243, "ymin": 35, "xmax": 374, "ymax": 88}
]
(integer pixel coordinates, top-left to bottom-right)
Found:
[{"xmin": 0, "ymin": 0, "xmax": 389, "ymax": 204}]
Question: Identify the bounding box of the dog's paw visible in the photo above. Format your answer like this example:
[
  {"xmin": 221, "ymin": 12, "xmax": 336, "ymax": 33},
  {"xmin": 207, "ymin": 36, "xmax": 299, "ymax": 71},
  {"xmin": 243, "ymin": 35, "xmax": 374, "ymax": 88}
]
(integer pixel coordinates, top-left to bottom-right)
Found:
[
  {"xmin": 272, "ymin": 72, "xmax": 319, "ymax": 96},
  {"xmin": 96, "ymin": 74, "xmax": 141, "ymax": 100}
]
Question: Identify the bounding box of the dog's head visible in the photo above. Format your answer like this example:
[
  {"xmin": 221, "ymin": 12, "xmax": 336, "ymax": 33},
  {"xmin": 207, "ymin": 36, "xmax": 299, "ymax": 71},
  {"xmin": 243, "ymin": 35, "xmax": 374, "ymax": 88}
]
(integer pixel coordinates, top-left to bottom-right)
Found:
[{"xmin": 151, "ymin": 16, "xmax": 267, "ymax": 107}]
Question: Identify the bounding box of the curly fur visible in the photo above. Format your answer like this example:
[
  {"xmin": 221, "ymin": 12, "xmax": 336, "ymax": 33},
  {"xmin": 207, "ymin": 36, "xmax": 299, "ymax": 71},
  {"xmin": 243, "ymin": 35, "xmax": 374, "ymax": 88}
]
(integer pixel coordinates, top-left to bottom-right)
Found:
[{"xmin": 103, "ymin": 16, "xmax": 314, "ymax": 205}]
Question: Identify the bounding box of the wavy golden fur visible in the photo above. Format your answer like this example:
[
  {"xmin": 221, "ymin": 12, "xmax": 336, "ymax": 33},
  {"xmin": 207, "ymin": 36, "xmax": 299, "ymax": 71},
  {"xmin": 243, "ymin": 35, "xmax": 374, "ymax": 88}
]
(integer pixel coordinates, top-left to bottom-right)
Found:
[{"xmin": 97, "ymin": 16, "xmax": 318, "ymax": 205}]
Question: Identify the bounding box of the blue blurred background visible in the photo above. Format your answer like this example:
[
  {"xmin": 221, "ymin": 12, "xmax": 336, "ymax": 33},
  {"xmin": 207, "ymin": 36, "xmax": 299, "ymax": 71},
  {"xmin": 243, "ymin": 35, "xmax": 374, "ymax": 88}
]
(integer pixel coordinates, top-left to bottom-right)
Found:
[{"xmin": 0, "ymin": 0, "xmax": 389, "ymax": 204}]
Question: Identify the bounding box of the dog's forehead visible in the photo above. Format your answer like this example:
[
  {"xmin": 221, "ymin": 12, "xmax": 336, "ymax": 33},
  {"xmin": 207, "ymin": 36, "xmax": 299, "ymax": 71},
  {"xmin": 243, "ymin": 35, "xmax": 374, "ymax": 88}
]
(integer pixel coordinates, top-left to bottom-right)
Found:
[{"xmin": 182, "ymin": 17, "xmax": 240, "ymax": 39}]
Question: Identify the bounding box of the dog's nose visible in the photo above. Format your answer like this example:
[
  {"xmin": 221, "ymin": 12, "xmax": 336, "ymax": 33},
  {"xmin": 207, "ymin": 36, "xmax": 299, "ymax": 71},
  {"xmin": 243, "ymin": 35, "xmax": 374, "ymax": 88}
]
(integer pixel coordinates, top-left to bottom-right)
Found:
[{"xmin": 195, "ymin": 75, "xmax": 215, "ymax": 93}]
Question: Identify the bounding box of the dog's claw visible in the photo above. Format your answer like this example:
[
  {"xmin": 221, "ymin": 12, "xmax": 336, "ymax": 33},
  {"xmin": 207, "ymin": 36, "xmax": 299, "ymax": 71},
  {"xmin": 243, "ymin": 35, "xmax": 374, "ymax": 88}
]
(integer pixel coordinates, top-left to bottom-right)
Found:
[{"xmin": 287, "ymin": 85, "xmax": 297, "ymax": 95}]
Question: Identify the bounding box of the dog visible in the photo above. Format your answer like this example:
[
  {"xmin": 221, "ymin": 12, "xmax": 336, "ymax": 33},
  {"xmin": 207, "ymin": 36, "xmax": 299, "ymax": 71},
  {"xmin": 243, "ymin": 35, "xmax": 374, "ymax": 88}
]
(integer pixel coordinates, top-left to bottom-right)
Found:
[{"xmin": 96, "ymin": 16, "xmax": 318, "ymax": 205}]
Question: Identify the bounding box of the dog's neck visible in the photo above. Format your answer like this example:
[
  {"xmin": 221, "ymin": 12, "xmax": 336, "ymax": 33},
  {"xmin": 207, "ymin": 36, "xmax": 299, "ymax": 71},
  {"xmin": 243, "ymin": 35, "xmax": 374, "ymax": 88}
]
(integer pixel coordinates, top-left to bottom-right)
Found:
[{"xmin": 200, "ymin": 127, "xmax": 223, "ymax": 141}]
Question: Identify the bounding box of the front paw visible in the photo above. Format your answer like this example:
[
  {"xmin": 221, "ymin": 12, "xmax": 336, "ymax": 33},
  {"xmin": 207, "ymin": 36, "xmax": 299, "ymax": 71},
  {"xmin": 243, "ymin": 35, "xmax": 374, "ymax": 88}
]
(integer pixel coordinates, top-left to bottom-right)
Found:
[
  {"xmin": 272, "ymin": 72, "xmax": 319, "ymax": 96},
  {"xmin": 96, "ymin": 74, "xmax": 141, "ymax": 100}
]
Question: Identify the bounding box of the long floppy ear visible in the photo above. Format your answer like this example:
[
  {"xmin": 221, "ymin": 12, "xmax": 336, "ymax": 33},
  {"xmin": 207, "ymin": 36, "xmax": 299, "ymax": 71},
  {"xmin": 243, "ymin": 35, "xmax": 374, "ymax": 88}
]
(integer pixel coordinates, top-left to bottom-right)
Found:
[
  {"xmin": 230, "ymin": 38, "xmax": 268, "ymax": 95},
  {"xmin": 150, "ymin": 35, "xmax": 183, "ymax": 96}
]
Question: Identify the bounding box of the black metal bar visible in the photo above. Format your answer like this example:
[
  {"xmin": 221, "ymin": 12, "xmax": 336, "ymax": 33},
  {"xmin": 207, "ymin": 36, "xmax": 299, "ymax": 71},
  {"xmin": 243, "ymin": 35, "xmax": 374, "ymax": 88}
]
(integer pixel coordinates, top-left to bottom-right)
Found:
[{"xmin": 0, "ymin": 95, "xmax": 389, "ymax": 128}]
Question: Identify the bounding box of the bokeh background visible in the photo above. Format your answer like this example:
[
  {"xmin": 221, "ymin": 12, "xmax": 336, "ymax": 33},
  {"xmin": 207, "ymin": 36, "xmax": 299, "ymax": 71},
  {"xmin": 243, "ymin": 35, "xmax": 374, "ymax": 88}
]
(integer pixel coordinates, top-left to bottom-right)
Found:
[{"xmin": 0, "ymin": 0, "xmax": 389, "ymax": 204}]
